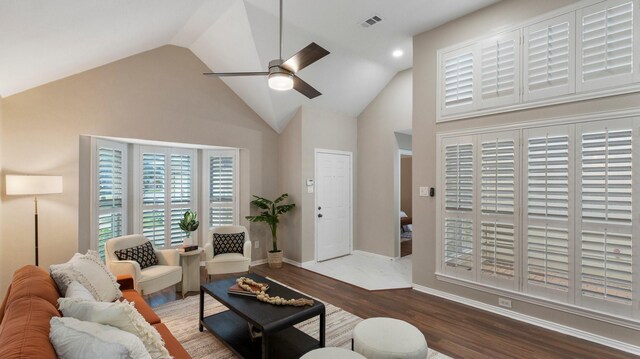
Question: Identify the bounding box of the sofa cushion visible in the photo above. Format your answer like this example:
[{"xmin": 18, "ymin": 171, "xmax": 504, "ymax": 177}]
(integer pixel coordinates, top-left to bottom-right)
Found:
[
  {"xmin": 121, "ymin": 289, "xmax": 161, "ymax": 325},
  {"xmin": 50, "ymin": 317, "xmax": 151, "ymax": 359},
  {"xmin": 7, "ymin": 265, "xmax": 61, "ymax": 307},
  {"xmin": 213, "ymin": 232, "xmax": 245, "ymax": 254},
  {"xmin": 153, "ymin": 323, "xmax": 191, "ymax": 359},
  {"xmin": 50, "ymin": 250, "xmax": 122, "ymax": 302},
  {"xmin": 65, "ymin": 280, "xmax": 96, "ymax": 301},
  {"xmin": 115, "ymin": 241, "xmax": 159, "ymax": 269},
  {"xmin": 58, "ymin": 297, "xmax": 170, "ymax": 359},
  {"xmin": 0, "ymin": 296, "xmax": 60, "ymax": 359}
]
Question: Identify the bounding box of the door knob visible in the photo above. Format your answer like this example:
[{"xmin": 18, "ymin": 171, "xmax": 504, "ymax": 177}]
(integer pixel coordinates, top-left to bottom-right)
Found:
[{"xmin": 318, "ymin": 213, "xmax": 323, "ymax": 218}]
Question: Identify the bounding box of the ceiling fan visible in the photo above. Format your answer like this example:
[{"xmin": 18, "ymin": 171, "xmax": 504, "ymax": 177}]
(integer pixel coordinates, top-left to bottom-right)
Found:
[{"xmin": 203, "ymin": 0, "xmax": 330, "ymax": 99}]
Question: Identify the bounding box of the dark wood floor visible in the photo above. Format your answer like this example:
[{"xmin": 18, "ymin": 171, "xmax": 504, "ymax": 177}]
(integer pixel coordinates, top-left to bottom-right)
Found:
[
  {"xmin": 147, "ymin": 264, "xmax": 634, "ymax": 359},
  {"xmin": 401, "ymin": 239, "xmax": 412, "ymax": 257}
]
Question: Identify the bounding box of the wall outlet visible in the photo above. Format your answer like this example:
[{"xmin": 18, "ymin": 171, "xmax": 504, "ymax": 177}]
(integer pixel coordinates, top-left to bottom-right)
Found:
[
  {"xmin": 498, "ymin": 297, "xmax": 512, "ymax": 308},
  {"xmin": 254, "ymin": 241, "xmax": 259, "ymax": 249}
]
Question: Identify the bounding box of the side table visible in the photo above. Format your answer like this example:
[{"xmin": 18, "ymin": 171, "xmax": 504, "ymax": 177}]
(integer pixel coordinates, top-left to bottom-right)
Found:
[{"xmin": 178, "ymin": 248, "xmax": 203, "ymax": 298}]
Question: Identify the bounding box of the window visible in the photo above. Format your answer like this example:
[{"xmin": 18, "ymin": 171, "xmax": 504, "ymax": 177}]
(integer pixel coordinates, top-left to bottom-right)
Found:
[
  {"xmin": 479, "ymin": 30, "xmax": 520, "ymax": 109},
  {"xmin": 137, "ymin": 146, "xmax": 196, "ymax": 248},
  {"xmin": 440, "ymin": 45, "xmax": 477, "ymax": 116},
  {"xmin": 438, "ymin": 116, "xmax": 640, "ymax": 321},
  {"xmin": 205, "ymin": 150, "xmax": 238, "ymax": 228},
  {"xmin": 524, "ymin": 13, "xmax": 576, "ymax": 101},
  {"xmin": 577, "ymin": 0, "xmax": 637, "ymax": 92},
  {"xmin": 94, "ymin": 140, "xmax": 127, "ymax": 260}
]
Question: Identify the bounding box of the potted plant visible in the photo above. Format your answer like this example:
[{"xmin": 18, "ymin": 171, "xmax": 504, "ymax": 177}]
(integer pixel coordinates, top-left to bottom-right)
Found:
[
  {"xmin": 179, "ymin": 210, "xmax": 200, "ymax": 246},
  {"xmin": 245, "ymin": 193, "xmax": 295, "ymax": 268}
]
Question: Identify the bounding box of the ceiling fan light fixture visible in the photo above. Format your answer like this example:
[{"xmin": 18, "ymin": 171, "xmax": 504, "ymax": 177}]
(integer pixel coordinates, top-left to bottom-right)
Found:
[{"xmin": 268, "ymin": 72, "xmax": 294, "ymax": 91}]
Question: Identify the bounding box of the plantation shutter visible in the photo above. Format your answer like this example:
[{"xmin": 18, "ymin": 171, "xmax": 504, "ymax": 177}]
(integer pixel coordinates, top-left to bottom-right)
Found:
[
  {"xmin": 442, "ymin": 137, "xmax": 475, "ymax": 279},
  {"xmin": 141, "ymin": 152, "xmax": 166, "ymax": 247},
  {"xmin": 208, "ymin": 150, "xmax": 237, "ymax": 228},
  {"xmin": 523, "ymin": 126, "xmax": 573, "ymax": 302},
  {"xmin": 139, "ymin": 147, "xmax": 195, "ymax": 248},
  {"xmin": 577, "ymin": 120, "xmax": 636, "ymax": 316},
  {"xmin": 524, "ymin": 13, "xmax": 576, "ymax": 101},
  {"xmin": 441, "ymin": 45, "xmax": 477, "ymax": 116},
  {"xmin": 478, "ymin": 131, "xmax": 519, "ymax": 289},
  {"xmin": 479, "ymin": 30, "xmax": 520, "ymax": 109},
  {"xmin": 577, "ymin": 0, "xmax": 637, "ymax": 92},
  {"xmin": 170, "ymin": 154, "xmax": 193, "ymax": 245},
  {"xmin": 95, "ymin": 140, "xmax": 127, "ymax": 260}
]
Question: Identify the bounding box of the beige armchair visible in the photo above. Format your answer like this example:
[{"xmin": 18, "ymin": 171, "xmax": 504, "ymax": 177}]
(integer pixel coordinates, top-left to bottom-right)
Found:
[
  {"xmin": 105, "ymin": 234, "xmax": 182, "ymax": 295},
  {"xmin": 204, "ymin": 225, "xmax": 251, "ymax": 278}
]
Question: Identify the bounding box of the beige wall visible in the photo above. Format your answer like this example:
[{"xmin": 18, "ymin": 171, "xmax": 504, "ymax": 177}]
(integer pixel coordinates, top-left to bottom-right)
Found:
[
  {"xmin": 278, "ymin": 109, "xmax": 303, "ymax": 262},
  {"xmin": 357, "ymin": 70, "xmax": 412, "ymax": 258},
  {"xmin": 413, "ymin": 0, "xmax": 640, "ymax": 346},
  {"xmin": 0, "ymin": 45, "xmax": 280, "ymax": 294},
  {"xmin": 300, "ymin": 107, "xmax": 357, "ymax": 263},
  {"xmin": 278, "ymin": 106, "xmax": 358, "ymax": 263},
  {"xmin": 400, "ymin": 157, "xmax": 412, "ymax": 218}
]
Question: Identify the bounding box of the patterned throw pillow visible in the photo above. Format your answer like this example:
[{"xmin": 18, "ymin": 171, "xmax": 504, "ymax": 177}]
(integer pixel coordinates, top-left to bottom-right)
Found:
[
  {"xmin": 114, "ymin": 241, "xmax": 159, "ymax": 269},
  {"xmin": 213, "ymin": 232, "xmax": 245, "ymax": 255}
]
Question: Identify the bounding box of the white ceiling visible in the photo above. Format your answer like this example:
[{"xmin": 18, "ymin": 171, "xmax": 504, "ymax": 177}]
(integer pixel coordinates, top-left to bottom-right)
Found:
[{"xmin": 0, "ymin": 0, "xmax": 498, "ymax": 133}]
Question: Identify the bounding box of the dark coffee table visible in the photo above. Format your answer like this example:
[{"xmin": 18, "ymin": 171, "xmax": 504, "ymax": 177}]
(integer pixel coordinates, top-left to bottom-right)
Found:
[{"xmin": 199, "ymin": 273, "xmax": 325, "ymax": 359}]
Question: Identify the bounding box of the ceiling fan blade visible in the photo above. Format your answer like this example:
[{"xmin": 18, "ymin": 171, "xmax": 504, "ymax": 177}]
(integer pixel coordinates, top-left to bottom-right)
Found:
[
  {"xmin": 293, "ymin": 75, "xmax": 321, "ymax": 99},
  {"xmin": 203, "ymin": 72, "xmax": 269, "ymax": 77},
  {"xmin": 281, "ymin": 42, "xmax": 330, "ymax": 73}
]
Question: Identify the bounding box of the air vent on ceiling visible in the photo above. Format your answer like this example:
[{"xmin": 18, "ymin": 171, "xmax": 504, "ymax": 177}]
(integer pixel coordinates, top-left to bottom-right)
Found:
[{"xmin": 361, "ymin": 15, "xmax": 382, "ymax": 28}]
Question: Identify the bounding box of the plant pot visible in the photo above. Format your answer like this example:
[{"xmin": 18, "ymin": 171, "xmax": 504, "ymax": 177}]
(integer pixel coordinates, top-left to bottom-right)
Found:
[{"xmin": 267, "ymin": 251, "xmax": 283, "ymax": 269}]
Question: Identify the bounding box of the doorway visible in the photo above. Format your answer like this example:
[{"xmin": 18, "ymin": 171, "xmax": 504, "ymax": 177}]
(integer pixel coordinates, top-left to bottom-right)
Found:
[
  {"xmin": 315, "ymin": 149, "xmax": 352, "ymax": 262},
  {"xmin": 400, "ymin": 151, "xmax": 413, "ymax": 257}
]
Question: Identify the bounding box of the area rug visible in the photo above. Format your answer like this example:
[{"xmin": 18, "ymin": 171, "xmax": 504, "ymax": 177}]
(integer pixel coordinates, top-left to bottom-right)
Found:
[{"xmin": 154, "ymin": 294, "xmax": 451, "ymax": 359}]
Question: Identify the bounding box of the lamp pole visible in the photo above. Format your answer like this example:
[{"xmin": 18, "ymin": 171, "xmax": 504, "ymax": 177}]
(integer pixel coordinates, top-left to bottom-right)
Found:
[{"xmin": 34, "ymin": 195, "xmax": 39, "ymax": 266}]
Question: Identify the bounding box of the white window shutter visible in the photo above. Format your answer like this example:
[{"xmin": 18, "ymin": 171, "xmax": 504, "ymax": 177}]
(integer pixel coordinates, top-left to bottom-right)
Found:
[
  {"xmin": 577, "ymin": 120, "xmax": 635, "ymax": 316},
  {"xmin": 478, "ymin": 131, "xmax": 519, "ymax": 290},
  {"xmin": 95, "ymin": 140, "xmax": 127, "ymax": 260},
  {"xmin": 139, "ymin": 147, "xmax": 195, "ymax": 248},
  {"xmin": 440, "ymin": 44, "xmax": 478, "ymax": 116},
  {"xmin": 208, "ymin": 150, "xmax": 237, "ymax": 227},
  {"xmin": 523, "ymin": 126, "xmax": 573, "ymax": 302},
  {"xmin": 577, "ymin": 0, "xmax": 638, "ymax": 92},
  {"xmin": 441, "ymin": 137, "xmax": 475, "ymax": 280},
  {"xmin": 479, "ymin": 30, "xmax": 521, "ymax": 109},
  {"xmin": 524, "ymin": 13, "xmax": 576, "ymax": 102}
]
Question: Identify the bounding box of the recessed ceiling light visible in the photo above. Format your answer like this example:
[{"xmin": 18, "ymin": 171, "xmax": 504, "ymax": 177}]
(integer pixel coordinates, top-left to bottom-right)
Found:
[{"xmin": 392, "ymin": 50, "xmax": 404, "ymax": 58}]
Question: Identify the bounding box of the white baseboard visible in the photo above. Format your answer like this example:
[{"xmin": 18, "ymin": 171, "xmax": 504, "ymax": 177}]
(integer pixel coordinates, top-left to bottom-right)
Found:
[
  {"xmin": 412, "ymin": 283, "xmax": 640, "ymax": 356},
  {"xmin": 352, "ymin": 250, "xmax": 396, "ymax": 261},
  {"xmin": 250, "ymin": 259, "xmax": 267, "ymax": 266},
  {"xmin": 282, "ymin": 258, "xmax": 301, "ymax": 267}
]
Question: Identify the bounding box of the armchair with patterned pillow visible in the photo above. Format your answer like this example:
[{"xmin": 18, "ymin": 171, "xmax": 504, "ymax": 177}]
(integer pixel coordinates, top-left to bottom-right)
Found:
[
  {"xmin": 105, "ymin": 234, "xmax": 182, "ymax": 295},
  {"xmin": 203, "ymin": 225, "xmax": 252, "ymax": 279}
]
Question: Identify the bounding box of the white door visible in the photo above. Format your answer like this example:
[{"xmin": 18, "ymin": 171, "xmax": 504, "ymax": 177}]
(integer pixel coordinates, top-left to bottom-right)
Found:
[{"xmin": 316, "ymin": 150, "xmax": 352, "ymax": 261}]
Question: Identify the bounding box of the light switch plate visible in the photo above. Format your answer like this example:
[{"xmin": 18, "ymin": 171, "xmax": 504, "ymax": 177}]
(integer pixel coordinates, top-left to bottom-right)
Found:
[
  {"xmin": 254, "ymin": 241, "xmax": 259, "ymax": 249},
  {"xmin": 419, "ymin": 187, "xmax": 430, "ymax": 197}
]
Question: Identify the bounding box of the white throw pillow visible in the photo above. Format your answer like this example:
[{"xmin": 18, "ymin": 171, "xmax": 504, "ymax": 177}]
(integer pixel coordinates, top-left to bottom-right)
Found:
[
  {"xmin": 65, "ymin": 281, "xmax": 96, "ymax": 301},
  {"xmin": 58, "ymin": 297, "xmax": 171, "ymax": 359},
  {"xmin": 50, "ymin": 250, "xmax": 122, "ymax": 302},
  {"xmin": 50, "ymin": 317, "xmax": 151, "ymax": 359}
]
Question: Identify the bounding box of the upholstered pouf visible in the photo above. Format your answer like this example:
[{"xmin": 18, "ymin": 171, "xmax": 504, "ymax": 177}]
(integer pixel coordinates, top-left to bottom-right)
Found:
[
  {"xmin": 301, "ymin": 347, "xmax": 366, "ymax": 359},
  {"xmin": 353, "ymin": 317, "xmax": 428, "ymax": 359}
]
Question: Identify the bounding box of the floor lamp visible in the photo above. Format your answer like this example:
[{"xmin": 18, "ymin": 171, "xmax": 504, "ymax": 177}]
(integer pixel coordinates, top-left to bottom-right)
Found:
[{"xmin": 6, "ymin": 175, "xmax": 63, "ymax": 266}]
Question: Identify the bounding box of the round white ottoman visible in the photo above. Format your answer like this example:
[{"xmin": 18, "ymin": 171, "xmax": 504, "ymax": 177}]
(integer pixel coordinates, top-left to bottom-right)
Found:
[
  {"xmin": 353, "ymin": 317, "xmax": 428, "ymax": 359},
  {"xmin": 301, "ymin": 347, "xmax": 366, "ymax": 359}
]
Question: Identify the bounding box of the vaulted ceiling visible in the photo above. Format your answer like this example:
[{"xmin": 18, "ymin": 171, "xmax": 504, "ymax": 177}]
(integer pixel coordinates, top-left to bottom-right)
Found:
[{"xmin": 0, "ymin": 0, "xmax": 498, "ymax": 132}]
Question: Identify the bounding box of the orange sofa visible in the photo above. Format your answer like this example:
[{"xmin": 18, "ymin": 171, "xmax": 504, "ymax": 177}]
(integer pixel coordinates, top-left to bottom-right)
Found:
[{"xmin": 0, "ymin": 265, "xmax": 190, "ymax": 358}]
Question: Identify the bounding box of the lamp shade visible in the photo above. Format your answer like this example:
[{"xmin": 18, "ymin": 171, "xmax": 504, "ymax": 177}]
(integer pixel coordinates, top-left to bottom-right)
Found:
[{"xmin": 6, "ymin": 175, "xmax": 63, "ymax": 195}]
